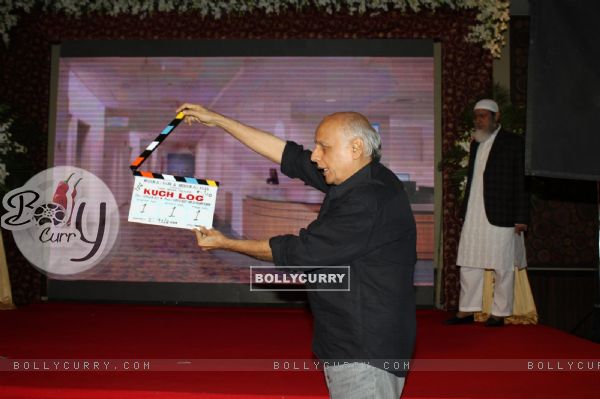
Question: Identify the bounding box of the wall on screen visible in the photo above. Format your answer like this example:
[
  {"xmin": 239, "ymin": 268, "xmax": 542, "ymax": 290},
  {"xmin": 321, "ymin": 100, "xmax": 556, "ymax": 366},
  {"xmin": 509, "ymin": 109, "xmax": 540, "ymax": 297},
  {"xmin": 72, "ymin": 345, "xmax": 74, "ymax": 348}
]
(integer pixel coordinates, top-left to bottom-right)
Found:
[{"xmin": 54, "ymin": 69, "xmax": 106, "ymax": 175}]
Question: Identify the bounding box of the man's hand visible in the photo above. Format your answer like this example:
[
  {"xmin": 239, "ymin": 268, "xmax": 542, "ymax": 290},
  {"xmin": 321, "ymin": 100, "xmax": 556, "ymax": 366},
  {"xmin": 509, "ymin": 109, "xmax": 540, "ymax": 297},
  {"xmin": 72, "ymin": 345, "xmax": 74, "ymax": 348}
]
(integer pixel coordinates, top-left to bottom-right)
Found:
[
  {"xmin": 193, "ymin": 226, "xmax": 230, "ymax": 251},
  {"xmin": 177, "ymin": 103, "xmax": 221, "ymax": 127},
  {"xmin": 192, "ymin": 227, "xmax": 273, "ymax": 261},
  {"xmin": 514, "ymin": 224, "xmax": 528, "ymax": 235}
]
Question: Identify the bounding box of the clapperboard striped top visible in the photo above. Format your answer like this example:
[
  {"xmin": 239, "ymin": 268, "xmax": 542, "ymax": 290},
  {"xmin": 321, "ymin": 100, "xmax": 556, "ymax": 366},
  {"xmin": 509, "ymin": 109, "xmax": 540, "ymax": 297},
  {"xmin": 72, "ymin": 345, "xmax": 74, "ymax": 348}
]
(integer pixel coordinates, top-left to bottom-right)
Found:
[
  {"xmin": 129, "ymin": 112, "xmax": 220, "ymax": 187},
  {"xmin": 132, "ymin": 171, "xmax": 219, "ymax": 187}
]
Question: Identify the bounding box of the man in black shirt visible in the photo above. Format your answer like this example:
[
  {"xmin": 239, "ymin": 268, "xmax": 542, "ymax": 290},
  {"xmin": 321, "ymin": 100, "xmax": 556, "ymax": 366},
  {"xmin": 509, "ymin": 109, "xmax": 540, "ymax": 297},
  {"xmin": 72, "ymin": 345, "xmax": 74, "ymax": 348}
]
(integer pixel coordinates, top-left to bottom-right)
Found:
[{"xmin": 178, "ymin": 103, "xmax": 416, "ymax": 398}]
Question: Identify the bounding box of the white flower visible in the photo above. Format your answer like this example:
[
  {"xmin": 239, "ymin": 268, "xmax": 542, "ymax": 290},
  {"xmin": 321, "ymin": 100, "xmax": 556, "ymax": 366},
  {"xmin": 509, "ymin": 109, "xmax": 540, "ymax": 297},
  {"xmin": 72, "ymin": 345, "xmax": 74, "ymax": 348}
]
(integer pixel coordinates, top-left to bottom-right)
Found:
[
  {"xmin": 0, "ymin": 121, "xmax": 12, "ymax": 132},
  {"xmin": 457, "ymin": 139, "xmax": 471, "ymax": 153},
  {"xmin": 458, "ymin": 176, "xmax": 467, "ymax": 195},
  {"xmin": 0, "ymin": 163, "xmax": 8, "ymax": 186}
]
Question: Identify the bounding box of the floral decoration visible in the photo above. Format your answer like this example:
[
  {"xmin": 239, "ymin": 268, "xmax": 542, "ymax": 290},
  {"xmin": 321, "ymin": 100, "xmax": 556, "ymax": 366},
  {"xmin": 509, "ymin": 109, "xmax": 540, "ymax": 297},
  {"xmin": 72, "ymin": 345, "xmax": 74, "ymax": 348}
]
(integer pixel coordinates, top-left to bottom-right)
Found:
[{"xmin": 0, "ymin": 0, "xmax": 509, "ymax": 57}]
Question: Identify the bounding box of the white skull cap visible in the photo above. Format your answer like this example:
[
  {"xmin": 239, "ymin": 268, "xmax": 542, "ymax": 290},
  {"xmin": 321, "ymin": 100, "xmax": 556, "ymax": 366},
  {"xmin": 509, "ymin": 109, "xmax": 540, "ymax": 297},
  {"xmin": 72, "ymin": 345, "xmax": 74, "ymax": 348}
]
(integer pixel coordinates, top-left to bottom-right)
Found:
[{"xmin": 474, "ymin": 99, "xmax": 499, "ymax": 113}]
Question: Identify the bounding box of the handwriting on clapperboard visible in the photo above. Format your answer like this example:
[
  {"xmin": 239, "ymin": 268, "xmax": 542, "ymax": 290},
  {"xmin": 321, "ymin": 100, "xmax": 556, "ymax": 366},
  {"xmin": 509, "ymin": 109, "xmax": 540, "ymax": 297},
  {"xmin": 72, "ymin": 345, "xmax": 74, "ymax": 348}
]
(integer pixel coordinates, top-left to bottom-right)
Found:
[
  {"xmin": 140, "ymin": 204, "xmax": 147, "ymax": 213},
  {"xmin": 169, "ymin": 206, "xmax": 176, "ymax": 217},
  {"xmin": 193, "ymin": 209, "xmax": 201, "ymax": 221},
  {"xmin": 135, "ymin": 182, "xmax": 143, "ymax": 191}
]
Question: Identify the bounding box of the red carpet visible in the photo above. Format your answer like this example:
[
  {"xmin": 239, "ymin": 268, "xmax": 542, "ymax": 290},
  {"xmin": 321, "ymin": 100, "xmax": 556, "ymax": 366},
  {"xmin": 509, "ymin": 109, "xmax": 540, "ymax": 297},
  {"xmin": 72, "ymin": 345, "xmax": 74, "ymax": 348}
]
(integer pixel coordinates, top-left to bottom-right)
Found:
[{"xmin": 0, "ymin": 303, "xmax": 599, "ymax": 398}]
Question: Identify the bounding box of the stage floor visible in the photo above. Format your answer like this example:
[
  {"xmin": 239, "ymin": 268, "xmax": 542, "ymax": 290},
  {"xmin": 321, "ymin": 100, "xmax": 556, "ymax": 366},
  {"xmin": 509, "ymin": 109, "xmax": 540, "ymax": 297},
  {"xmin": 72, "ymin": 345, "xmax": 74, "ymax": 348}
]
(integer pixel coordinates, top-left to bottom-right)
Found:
[{"xmin": 1, "ymin": 303, "xmax": 599, "ymax": 398}]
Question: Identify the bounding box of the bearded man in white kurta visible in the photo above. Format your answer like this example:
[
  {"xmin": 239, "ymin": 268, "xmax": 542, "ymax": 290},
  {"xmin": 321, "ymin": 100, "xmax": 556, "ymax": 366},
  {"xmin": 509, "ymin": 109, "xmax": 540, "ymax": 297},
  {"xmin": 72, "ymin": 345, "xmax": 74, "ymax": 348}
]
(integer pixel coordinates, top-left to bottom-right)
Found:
[{"xmin": 447, "ymin": 99, "xmax": 529, "ymax": 327}]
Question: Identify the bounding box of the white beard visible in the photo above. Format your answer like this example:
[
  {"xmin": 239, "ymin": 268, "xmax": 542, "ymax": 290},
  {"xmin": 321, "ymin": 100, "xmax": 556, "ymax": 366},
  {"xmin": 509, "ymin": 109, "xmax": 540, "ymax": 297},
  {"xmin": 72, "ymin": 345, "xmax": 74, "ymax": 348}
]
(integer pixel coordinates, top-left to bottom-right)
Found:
[{"xmin": 472, "ymin": 129, "xmax": 492, "ymax": 143}]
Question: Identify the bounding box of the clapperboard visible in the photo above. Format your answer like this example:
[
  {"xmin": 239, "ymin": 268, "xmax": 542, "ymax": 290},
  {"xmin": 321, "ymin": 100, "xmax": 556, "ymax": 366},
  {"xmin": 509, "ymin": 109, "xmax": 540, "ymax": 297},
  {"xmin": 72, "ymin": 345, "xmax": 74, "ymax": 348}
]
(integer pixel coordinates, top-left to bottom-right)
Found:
[{"xmin": 127, "ymin": 112, "xmax": 219, "ymax": 229}]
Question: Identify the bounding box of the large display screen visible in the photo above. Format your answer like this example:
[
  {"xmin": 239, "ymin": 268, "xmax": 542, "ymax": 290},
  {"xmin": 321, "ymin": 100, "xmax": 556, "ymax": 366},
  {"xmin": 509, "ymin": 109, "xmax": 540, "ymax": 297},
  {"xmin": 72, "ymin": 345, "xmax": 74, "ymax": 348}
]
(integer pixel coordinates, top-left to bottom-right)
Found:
[{"xmin": 48, "ymin": 40, "xmax": 435, "ymax": 301}]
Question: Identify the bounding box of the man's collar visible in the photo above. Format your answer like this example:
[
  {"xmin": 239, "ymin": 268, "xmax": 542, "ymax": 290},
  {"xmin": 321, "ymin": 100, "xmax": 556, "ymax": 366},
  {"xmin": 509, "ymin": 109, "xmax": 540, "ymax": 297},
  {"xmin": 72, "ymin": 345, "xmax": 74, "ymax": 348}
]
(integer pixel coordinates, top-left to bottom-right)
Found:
[
  {"xmin": 492, "ymin": 124, "xmax": 501, "ymax": 136},
  {"xmin": 329, "ymin": 162, "xmax": 372, "ymax": 198}
]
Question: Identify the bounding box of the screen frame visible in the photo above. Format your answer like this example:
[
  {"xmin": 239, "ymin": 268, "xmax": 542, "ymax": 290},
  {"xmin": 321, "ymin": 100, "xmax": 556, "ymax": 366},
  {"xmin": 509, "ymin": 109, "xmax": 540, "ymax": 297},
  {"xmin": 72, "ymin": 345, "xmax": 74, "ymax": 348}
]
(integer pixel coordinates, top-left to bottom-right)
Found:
[{"xmin": 46, "ymin": 39, "xmax": 438, "ymax": 306}]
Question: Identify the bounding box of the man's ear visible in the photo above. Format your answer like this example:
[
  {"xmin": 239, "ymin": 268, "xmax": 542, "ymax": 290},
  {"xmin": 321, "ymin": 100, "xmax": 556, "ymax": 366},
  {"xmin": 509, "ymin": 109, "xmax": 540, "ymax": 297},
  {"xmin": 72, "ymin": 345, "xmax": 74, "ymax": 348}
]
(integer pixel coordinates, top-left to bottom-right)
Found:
[
  {"xmin": 351, "ymin": 138, "xmax": 364, "ymax": 160},
  {"xmin": 495, "ymin": 111, "xmax": 501, "ymax": 123}
]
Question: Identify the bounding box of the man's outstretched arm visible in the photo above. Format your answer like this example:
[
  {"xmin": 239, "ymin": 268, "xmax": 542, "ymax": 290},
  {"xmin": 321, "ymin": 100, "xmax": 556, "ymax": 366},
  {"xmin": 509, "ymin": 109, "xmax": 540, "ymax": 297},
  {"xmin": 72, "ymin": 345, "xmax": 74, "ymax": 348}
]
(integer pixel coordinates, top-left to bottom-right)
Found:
[
  {"xmin": 193, "ymin": 227, "xmax": 273, "ymax": 262},
  {"xmin": 177, "ymin": 103, "xmax": 286, "ymax": 164}
]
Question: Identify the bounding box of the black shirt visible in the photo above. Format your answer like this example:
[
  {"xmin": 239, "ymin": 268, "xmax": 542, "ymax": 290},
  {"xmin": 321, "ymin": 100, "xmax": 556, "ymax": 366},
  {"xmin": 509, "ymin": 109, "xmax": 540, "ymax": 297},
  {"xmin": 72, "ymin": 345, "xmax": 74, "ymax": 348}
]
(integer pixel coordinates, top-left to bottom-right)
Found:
[{"xmin": 269, "ymin": 141, "xmax": 417, "ymax": 377}]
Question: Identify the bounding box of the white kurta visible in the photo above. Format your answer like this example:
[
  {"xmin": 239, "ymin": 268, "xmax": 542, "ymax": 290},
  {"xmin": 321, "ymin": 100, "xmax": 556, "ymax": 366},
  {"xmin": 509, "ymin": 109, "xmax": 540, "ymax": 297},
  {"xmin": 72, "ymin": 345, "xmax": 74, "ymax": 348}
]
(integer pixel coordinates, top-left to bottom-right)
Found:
[{"xmin": 456, "ymin": 130, "xmax": 527, "ymax": 271}]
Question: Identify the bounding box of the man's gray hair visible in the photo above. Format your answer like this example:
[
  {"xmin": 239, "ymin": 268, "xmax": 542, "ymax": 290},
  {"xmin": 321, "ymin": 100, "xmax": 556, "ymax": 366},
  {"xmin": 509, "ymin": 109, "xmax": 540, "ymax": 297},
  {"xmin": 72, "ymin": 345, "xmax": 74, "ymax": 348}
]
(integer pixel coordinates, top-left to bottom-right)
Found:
[{"xmin": 339, "ymin": 112, "xmax": 382, "ymax": 162}]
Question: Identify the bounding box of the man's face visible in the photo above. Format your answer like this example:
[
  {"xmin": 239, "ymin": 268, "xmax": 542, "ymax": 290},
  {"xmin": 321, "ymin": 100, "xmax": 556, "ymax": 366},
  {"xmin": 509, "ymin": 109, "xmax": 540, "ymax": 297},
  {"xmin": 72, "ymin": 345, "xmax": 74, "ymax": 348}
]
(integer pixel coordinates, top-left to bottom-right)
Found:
[
  {"xmin": 310, "ymin": 117, "xmax": 356, "ymax": 185},
  {"xmin": 473, "ymin": 109, "xmax": 498, "ymax": 133}
]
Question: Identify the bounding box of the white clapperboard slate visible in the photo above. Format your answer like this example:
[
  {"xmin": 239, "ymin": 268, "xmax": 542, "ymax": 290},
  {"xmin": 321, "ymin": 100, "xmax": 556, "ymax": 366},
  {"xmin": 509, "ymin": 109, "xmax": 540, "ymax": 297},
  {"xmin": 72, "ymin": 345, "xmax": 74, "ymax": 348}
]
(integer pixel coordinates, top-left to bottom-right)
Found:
[{"xmin": 128, "ymin": 112, "xmax": 219, "ymax": 229}]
